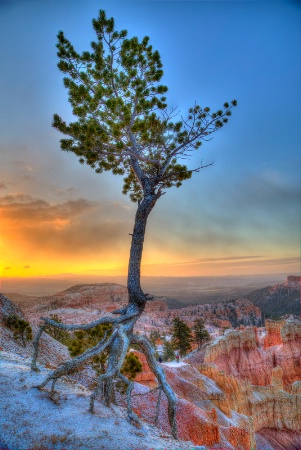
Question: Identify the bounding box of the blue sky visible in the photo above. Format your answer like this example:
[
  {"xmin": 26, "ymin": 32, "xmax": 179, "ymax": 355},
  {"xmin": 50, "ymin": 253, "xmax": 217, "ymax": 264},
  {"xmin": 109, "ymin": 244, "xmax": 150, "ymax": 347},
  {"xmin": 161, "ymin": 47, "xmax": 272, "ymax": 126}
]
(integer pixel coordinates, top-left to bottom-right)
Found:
[{"xmin": 0, "ymin": 0, "xmax": 300, "ymax": 277}]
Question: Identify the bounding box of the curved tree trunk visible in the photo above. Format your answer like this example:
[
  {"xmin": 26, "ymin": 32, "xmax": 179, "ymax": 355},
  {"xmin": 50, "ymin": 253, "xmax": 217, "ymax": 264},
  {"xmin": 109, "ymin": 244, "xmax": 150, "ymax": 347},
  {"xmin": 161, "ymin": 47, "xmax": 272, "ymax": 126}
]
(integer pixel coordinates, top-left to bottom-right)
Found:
[
  {"xmin": 32, "ymin": 189, "xmax": 178, "ymax": 439},
  {"xmin": 102, "ymin": 192, "xmax": 158, "ymax": 404}
]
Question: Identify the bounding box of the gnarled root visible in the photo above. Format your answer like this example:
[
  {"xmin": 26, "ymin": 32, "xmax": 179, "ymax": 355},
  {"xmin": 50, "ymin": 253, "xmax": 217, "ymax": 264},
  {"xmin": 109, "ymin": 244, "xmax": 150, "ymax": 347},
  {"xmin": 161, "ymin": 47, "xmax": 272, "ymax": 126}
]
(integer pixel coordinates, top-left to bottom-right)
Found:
[
  {"xmin": 31, "ymin": 313, "xmax": 178, "ymax": 440},
  {"xmin": 31, "ymin": 311, "xmax": 137, "ymax": 372},
  {"xmin": 131, "ymin": 334, "xmax": 178, "ymax": 440},
  {"xmin": 117, "ymin": 372, "xmax": 141, "ymax": 425},
  {"xmin": 89, "ymin": 325, "xmax": 129, "ymax": 412}
]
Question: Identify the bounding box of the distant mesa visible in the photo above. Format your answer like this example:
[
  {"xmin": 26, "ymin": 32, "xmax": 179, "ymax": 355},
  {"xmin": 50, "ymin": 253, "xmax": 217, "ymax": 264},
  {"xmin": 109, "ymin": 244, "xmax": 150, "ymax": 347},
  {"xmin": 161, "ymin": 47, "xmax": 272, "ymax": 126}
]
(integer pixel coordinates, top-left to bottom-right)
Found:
[{"xmin": 285, "ymin": 275, "xmax": 301, "ymax": 288}]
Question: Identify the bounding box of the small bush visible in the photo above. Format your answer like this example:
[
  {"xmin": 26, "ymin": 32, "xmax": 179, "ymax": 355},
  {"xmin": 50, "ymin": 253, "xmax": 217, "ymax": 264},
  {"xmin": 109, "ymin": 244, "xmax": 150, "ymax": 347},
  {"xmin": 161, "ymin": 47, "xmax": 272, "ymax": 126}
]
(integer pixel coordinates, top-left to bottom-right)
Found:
[{"xmin": 4, "ymin": 315, "xmax": 32, "ymax": 347}]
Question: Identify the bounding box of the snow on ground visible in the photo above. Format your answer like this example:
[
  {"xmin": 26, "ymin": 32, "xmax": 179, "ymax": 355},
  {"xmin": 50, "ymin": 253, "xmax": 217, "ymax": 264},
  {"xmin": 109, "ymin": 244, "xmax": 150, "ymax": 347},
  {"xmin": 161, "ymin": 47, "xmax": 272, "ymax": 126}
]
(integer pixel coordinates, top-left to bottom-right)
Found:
[
  {"xmin": 162, "ymin": 361, "xmax": 189, "ymax": 367},
  {"xmin": 0, "ymin": 350, "xmax": 197, "ymax": 450}
]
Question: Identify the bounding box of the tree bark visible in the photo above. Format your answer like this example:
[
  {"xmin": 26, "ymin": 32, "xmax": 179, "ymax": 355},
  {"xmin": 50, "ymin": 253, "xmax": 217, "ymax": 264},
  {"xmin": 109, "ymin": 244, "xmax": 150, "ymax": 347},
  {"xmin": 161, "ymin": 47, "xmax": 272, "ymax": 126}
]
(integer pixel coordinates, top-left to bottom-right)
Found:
[{"xmin": 127, "ymin": 192, "xmax": 158, "ymax": 312}]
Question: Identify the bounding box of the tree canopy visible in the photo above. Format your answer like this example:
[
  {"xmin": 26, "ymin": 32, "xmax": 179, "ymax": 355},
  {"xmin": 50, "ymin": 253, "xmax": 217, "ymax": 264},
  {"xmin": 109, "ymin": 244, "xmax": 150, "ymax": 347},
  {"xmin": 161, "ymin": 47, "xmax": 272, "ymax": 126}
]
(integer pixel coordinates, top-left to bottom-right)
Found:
[{"xmin": 53, "ymin": 9, "xmax": 237, "ymax": 203}]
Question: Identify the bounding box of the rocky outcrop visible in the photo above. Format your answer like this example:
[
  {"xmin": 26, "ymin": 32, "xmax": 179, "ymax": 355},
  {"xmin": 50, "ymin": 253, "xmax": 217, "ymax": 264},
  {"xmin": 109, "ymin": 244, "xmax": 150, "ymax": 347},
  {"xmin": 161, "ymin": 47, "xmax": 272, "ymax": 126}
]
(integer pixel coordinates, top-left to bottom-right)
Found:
[
  {"xmin": 127, "ymin": 363, "xmax": 255, "ymax": 449},
  {"xmin": 197, "ymin": 363, "xmax": 251, "ymax": 416},
  {"xmin": 191, "ymin": 321, "xmax": 301, "ymax": 448},
  {"xmin": 130, "ymin": 350, "xmax": 156, "ymax": 386},
  {"xmin": 204, "ymin": 327, "xmax": 273, "ymax": 385},
  {"xmin": 275, "ymin": 320, "xmax": 301, "ymax": 387},
  {"xmin": 264, "ymin": 319, "xmax": 286, "ymax": 348},
  {"xmin": 244, "ymin": 276, "xmax": 300, "ymax": 319},
  {"xmin": 250, "ymin": 382, "xmax": 301, "ymax": 433},
  {"xmin": 0, "ymin": 293, "xmax": 24, "ymax": 323},
  {"xmin": 256, "ymin": 429, "xmax": 301, "ymax": 450},
  {"xmin": 284, "ymin": 275, "xmax": 301, "ymax": 289},
  {"xmin": 33, "ymin": 283, "xmax": 128, "ymax": 312}
]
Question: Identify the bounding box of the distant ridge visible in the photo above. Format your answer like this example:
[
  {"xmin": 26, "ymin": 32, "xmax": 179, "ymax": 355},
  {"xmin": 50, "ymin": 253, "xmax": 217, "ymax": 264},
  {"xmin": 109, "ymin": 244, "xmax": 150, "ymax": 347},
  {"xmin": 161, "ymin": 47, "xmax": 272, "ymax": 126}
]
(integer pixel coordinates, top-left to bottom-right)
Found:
[{"xmin": 242, "ymin": 276, "xmax": 300, "ymax": 319}]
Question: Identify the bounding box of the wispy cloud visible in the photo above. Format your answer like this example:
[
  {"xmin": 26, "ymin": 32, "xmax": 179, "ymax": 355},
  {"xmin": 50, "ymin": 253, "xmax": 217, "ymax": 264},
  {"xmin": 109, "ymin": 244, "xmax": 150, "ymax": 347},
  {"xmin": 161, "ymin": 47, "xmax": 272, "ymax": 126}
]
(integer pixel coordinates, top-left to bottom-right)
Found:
[
  {"xmin": 140, "ymin": 255, "xmax": 299, "ymax": 268},
  {"xmin": 141, "ymin": 255, "xmax": 264, "ymax": 267}
]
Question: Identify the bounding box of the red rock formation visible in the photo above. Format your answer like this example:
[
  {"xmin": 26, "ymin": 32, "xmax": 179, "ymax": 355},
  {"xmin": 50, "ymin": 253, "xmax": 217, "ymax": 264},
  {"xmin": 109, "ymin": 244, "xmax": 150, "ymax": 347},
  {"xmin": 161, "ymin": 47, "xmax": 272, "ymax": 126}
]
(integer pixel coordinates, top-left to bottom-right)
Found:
[
  {"xmin": 130, "ymin": 350, "xmax": 156, "ymax": 386},
  {"xmin": 256, "ymin": 429, "xmax": 301, "ymax": 450},
  {"xmin": 284, "ymin": 275, "xmax": 301, "ymax": 289},
  {"xmin": 33, "ymin": 283, "xmax": 128, "ymax": 312},
  {"xmin": 204, "ymin": 327, "xmax": 273, "ymax": 385},
  {"xmin": 274, "ymin": 320, "xmax": 301, "ymax": 387},
  {"xmin": 197, "ymin": 363, "xmax": 251, "ymax": 416},
  {"xmin": 264, "ymin": 319, "xmax": 286, "ymax": 348},
  {"xmin": 127, "ymin": 365, "xmax": 254, "ymax": 449},
  {"xmin": 3, "ymin": 289, "xmax": 301, "ymax": 449}
]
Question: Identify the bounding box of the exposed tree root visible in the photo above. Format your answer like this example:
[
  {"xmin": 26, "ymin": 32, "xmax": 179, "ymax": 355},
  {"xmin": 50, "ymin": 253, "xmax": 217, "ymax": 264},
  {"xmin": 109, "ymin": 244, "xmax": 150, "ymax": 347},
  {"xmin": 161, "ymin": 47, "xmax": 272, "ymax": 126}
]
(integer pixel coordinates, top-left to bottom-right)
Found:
[
  {"xmin": 131, "ymin": 334, "xmax": 178, "ymax": 439},
  {"xmin": 31, "ymin": 316, "xmax": 178, "ymax": 440},
  {"xmin": 31, "ymin": 324, "xmax": 47, "ymax": 371},
  {"xmin": 89, "ymin": 325, "xmax": 129, "ymax": 413},
  {"xmin": 117, "ymin": 372, "xmax": 141, "ymax": 425}
]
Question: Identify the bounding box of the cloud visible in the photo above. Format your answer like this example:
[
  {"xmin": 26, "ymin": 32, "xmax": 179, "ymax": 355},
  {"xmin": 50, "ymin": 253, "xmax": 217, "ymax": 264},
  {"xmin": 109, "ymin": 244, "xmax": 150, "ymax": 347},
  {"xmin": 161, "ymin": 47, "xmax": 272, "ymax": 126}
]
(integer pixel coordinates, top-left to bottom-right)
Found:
[
  {"xmin": 0, "ymin": 193, "xmax": 99, "ymax": 225},
  {"xmin": 0, "ymin": 193, "xmax": 132, "ymax": 258},
  {"xmin": 23, "ymin": 265, "xmax": 30, "ymax": 269},
  {"xmin": 143, "ymin": 255, "xmax": 264, "ymax": 267},
  {"xmin": 4, "ymin": 267, "xmax": 11, "ymax": 270},
  {"xmin": 0, "ymin": 182, "xmax": 7, "ymax": 190}
]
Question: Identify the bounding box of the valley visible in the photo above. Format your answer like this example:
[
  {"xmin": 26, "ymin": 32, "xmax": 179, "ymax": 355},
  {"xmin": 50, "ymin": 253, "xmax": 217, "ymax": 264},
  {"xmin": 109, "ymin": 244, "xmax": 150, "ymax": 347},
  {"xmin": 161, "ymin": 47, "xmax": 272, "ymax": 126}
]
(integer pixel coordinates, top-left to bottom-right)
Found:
[{"xmin": 0, "ymin": 275, "xmax": 300, "ymax": 449}]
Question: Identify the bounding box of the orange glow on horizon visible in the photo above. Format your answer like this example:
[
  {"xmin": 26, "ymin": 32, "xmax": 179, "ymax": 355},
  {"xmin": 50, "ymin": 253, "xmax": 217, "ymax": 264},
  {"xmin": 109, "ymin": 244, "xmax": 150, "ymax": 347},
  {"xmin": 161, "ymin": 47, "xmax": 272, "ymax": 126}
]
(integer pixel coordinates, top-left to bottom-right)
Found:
[
  {"xmin": 1, "ymin": 254, "xmax": 299, "ymax": 279},
  {"xmin": 1, "ymin": 199, "xmax": 299, "ymax": 279}
]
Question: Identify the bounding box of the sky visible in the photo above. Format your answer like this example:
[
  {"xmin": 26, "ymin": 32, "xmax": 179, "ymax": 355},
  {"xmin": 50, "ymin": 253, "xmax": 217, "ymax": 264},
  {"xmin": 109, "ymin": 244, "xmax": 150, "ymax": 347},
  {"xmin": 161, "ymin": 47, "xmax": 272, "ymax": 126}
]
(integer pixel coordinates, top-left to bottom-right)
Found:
[{"xmin": 0, "ymin": 0, "xmax": 300, "ymax": 279}]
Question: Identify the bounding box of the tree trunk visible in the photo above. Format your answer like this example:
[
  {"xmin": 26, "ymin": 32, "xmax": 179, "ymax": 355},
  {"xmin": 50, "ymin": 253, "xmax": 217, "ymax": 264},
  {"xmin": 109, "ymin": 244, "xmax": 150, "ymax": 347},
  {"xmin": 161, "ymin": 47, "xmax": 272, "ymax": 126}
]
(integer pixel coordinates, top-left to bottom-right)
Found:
[
  {"xmin": 32, "ymin": 188, "xmax": 179, "ymax": 438},
  {"xmin": 127, "ymin": 194, "xmax": 158, "ymax": 309},
  {"xmin": 102, "ymin": 192, "xmax": 158, "ymax": 402}
]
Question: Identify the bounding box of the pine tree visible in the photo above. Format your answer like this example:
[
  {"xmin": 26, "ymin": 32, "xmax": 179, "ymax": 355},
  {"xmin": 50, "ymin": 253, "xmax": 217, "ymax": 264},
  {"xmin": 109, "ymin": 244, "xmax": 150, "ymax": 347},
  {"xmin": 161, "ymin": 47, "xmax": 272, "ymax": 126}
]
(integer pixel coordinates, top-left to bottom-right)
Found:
[
  {"xmin": 193, "ymin": 319, "xmax": 210, "ymax": 349},
  {"xmin": 171, "ymin": 317, "xmax": 193, "ymax": 357},
  {"xmin": 32, "ymin": 10, "xmax": 236, "ymax": 437},
  {"xmin": 162, "ymin": 340, "xmax": 175, "ymax": 361},
  {"xmin": 120, "ymin": 352, "xmax": 143, "ymax": 381},
  {"xmin": 68, "ymin": 323, "xmax": 112, "ymax": 374},
  {"xmin": 4, "ymin": 315, "xmax": 32, "ymax": 347}
]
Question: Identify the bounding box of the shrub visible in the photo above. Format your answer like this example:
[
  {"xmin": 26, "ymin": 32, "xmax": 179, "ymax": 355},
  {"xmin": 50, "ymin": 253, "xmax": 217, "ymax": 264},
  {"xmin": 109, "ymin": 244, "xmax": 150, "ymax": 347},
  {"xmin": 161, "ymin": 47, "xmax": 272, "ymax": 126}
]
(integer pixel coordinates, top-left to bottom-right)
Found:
[{"xmin": 4, "ymin": 315, "xmax": 32, "ymax": 347}]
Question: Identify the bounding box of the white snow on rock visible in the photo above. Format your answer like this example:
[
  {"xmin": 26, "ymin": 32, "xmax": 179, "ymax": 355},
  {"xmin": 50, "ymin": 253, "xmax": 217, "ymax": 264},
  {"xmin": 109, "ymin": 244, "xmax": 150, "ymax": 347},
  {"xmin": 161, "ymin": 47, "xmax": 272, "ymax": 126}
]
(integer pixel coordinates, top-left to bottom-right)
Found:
[
  {"xmin": 0, "ymin": 350, "xmax": 194, "ymax": 450},
  {"xmin": 162, "ymin": 361, "xmax": 189, "ymax": 367}
]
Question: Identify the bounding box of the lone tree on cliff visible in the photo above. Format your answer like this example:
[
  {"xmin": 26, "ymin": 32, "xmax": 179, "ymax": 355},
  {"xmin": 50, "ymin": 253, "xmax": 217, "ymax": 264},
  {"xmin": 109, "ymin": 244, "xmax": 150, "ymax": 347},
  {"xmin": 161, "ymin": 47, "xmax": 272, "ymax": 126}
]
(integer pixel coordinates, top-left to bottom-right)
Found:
[{"xmin": 31, "ymin": 10, "xmax": 236, "ymax": 438}]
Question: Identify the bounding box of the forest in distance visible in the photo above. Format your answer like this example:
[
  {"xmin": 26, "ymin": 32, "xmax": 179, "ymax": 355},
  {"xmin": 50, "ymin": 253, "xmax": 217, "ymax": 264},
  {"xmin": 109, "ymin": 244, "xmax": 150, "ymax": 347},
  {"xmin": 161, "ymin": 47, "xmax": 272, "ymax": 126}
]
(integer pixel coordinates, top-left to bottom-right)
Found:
[{"xmin": 1, "ymin": 272, "xmax": 290, "ymax": 304}]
